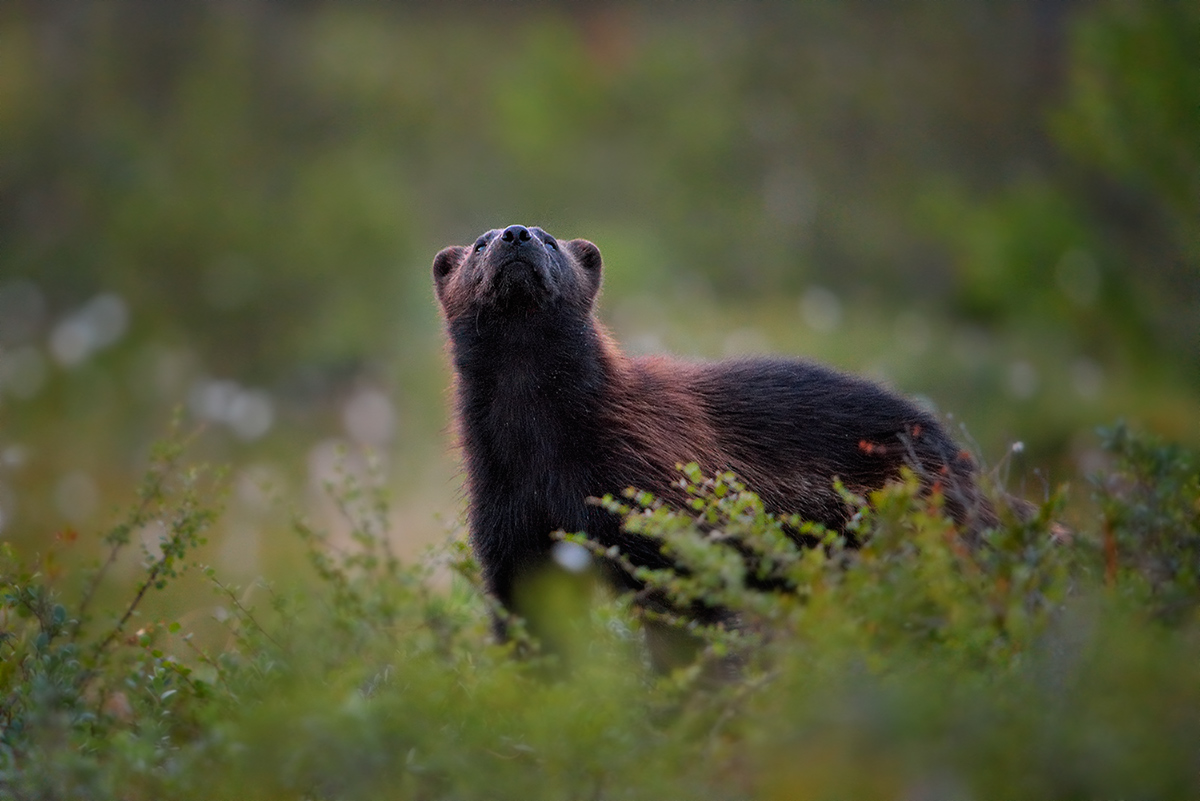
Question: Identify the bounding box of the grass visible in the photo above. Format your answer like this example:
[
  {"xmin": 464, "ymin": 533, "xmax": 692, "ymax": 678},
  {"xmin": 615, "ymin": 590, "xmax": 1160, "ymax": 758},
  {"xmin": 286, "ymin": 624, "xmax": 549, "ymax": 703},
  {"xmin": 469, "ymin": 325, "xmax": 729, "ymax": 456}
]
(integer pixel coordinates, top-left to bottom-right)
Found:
[{"xmin": 1, "ymin": 422, "xmax": 1197, "ymax": 800}]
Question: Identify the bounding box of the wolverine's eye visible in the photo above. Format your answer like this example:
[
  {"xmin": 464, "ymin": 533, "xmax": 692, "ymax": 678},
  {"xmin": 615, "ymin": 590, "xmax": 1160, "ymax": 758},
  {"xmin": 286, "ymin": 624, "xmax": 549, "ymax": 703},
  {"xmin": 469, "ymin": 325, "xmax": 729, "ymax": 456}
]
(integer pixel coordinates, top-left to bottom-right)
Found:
[
  {"xmin": 474, "ymin": 239, "xmax": 487, "ymax": 253},
  {"xmin": 544, "ymin": 236, "xmax": 558, "ymax": 251}
]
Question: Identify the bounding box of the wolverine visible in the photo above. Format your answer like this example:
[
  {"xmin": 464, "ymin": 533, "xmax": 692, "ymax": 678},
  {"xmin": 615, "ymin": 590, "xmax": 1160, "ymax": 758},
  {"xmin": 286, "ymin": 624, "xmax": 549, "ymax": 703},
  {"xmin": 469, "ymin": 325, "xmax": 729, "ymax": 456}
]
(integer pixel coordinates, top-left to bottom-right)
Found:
[{"xmin": 434, "ymin": 224, "xmax": 994, "ymax": 641}]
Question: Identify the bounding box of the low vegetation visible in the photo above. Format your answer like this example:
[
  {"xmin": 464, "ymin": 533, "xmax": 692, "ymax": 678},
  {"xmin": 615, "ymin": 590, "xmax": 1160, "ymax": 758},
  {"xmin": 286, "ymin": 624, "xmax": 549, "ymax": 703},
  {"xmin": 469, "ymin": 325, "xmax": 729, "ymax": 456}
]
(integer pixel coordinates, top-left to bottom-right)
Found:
[{"xmin": 2, "ymin": 422, "xmax": 1198, "ymax": 799}]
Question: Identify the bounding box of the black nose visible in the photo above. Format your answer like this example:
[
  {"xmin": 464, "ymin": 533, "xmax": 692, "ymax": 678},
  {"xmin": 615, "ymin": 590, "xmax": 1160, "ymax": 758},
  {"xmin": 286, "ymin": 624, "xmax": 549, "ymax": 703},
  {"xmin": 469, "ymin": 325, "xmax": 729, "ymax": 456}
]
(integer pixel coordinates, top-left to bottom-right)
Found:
[{"xmin": 500, "ymin": 225, "xmax": 532, "ymax": 245}]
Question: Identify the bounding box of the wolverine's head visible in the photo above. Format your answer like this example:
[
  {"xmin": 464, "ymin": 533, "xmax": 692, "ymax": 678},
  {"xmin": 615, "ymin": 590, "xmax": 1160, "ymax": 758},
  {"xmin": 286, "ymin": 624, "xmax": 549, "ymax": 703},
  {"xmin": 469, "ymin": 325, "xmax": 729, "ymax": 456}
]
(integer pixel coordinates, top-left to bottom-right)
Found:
[{"xmin": 432, "ymin": 225, "xmax": 603, "ymax": 320}]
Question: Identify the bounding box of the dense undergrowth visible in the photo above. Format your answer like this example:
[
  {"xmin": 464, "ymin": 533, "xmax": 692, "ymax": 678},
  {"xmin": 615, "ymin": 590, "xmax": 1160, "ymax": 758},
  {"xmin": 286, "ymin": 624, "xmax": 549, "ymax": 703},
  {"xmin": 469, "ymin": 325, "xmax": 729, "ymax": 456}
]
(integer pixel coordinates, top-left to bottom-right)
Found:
[{"xmin": 2, "ymin": 423, "xmax": 1198, "ymax": 800}]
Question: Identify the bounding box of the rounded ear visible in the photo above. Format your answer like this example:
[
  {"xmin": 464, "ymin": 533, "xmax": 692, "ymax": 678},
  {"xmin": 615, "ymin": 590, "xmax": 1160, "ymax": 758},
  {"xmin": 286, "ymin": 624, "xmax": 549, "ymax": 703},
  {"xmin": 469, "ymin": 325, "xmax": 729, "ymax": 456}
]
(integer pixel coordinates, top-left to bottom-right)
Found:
[
  {"xmin": 564, "ymin": 239, "xmax": 602, "ymax": 298},
  {"xmin": 432, "ymin": 246, "xmax": 467, "ymax": 304}
]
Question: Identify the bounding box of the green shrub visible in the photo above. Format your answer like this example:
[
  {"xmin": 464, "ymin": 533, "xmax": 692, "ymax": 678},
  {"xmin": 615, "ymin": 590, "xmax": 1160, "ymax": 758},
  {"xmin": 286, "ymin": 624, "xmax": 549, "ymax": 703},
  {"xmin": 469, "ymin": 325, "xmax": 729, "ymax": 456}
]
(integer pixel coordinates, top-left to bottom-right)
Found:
[
  {"xmin": 1095, "ymin": 421, "xmax": 1200, "ymax": 621},
  {"xmin": 1, "ymin": 425, "xmax": 1198, "ymax": 799},
  {"xmin": 0, "ymin": 428, "xmax": 226, "ymax": 798}
]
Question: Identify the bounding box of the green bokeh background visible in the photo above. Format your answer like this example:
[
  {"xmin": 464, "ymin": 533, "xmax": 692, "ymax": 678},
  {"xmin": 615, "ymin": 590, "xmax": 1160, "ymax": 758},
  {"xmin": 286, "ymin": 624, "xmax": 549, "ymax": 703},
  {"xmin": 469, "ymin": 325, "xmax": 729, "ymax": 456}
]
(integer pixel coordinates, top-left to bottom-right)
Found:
[{"xmin": 1, "ymin": 0, "xmax": 1197, "ymax": 568}]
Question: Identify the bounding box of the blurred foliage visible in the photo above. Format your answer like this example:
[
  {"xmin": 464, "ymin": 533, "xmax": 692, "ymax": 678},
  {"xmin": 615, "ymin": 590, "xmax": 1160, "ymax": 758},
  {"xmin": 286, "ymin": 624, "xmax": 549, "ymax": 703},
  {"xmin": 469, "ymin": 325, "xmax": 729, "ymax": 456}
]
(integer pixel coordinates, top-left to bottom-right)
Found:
[
  {"xmin": 925, "ymin": 0, "xmax": 1200, "ymax": 377},
  {"xmin": 2, "ymin": 424, "xmax": 1199, "ymax": 799},
  {"xmin": 0, "ymin": 1, "xmax": 1197, "ymax": 561}
]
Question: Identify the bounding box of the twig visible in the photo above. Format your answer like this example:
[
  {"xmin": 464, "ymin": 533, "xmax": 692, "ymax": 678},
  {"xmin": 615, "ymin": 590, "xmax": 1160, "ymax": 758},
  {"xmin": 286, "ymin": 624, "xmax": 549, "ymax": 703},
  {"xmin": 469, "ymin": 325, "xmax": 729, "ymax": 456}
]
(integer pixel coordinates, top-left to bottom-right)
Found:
[
  {"xmin": 93, "ymin": 497, "xmax": 215, "ymax": 658},
  {"xmin": 92, "ymin": 554, "xmax": 168, "ymax": 657},
  {"xmin": 74, "ymin": 425, "xmax": 200, "ymax": 637}
]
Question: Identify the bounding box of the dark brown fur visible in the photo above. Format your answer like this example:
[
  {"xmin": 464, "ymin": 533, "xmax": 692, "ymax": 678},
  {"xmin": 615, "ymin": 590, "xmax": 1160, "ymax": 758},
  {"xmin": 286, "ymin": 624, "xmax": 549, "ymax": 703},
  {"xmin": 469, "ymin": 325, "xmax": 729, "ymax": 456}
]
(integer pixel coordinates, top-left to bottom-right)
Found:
[{"xmin": 434, "ymin": 225, "xmax": 994, "ymax": 635}]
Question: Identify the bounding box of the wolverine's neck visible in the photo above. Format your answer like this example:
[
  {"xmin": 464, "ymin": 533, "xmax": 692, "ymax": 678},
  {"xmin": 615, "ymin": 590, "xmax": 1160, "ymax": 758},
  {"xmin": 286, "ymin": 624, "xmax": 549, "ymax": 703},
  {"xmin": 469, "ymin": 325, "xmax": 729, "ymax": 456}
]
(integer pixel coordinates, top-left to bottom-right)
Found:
[
  {"xmin": 451, "ymin": 307, "xmax": 608, "ymax": 391},
  {"xmin": 450, "ymin": 308, "xmax": 619, "ymax": 474}
]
